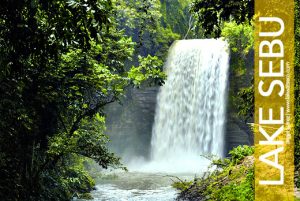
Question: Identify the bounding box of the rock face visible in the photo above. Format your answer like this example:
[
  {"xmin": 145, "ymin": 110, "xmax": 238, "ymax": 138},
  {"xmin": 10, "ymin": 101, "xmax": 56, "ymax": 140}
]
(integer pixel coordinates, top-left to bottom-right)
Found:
[
  {"xmin": 104, "ymin": 87, "xmax": 158, "ymax": 162},
  {"xmin": 225, "ymin": 51, "xmax": 254, "ymax": 154}
]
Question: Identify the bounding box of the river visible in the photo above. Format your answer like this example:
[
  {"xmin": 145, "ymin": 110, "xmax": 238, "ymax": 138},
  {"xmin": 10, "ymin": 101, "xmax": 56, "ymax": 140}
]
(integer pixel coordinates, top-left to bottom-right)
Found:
[{"xmin": 76, "ymin": 171, "xmax": 196, "ymax": 201}]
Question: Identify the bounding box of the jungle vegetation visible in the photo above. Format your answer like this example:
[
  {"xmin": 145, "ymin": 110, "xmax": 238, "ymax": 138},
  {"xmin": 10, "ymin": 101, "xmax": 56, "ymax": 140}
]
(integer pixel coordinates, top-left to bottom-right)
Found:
[
  {"xmin": 0, "ymin": 0, "xmax": 193, "ymax": 200},
  {"xmin": 0, "ymin": 0, "xmax": 299, "ymax": 200}
]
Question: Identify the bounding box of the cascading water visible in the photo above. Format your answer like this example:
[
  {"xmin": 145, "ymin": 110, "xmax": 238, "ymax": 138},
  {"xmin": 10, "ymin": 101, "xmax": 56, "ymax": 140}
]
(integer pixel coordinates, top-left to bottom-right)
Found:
[
  {"xmin": 79, "ymin": 39, "xmax": 230, "ymax": 201},
  {"xmin": 148, "ymin": 39, "xmax": 230, "ymax": 173}
]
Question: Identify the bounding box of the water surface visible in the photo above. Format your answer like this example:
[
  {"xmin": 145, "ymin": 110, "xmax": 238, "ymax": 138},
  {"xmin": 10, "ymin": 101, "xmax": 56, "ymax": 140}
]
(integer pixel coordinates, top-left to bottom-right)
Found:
[{"xmin": 76, "ymin": 171, "xmax": 196, "ymax": 201}]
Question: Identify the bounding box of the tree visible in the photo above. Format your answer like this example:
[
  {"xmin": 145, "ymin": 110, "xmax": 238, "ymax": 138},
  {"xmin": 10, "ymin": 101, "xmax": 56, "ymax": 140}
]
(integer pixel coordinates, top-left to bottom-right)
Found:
[
  {"xmin": 220, "ymin": 21, "xmax": 254, "ymax": 123},
  {"xmin": 190, "ymin": 0, "xmax": 254, "ymax": 37},
  {"xmin": 0, "ymin": 0, "xmax": 165, "ymax": 200},
  {"xmin": 114, "ymin": 0, "xmax": 180, "ymax": 59}
]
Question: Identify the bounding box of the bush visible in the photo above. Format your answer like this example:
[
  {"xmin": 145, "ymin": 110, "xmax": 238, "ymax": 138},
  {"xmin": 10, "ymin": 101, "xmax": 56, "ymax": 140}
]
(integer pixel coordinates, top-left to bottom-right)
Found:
[
  {"xmin": 175, "ymin": 145, "xmax": 254, "ymax": 201},
  {"xmin": 229, "ymin": 145, "xmax": 254, "ymax": 165},
  {"xmin": 39, "ymin": 156, "xmax": 95, "ymax": 201}
]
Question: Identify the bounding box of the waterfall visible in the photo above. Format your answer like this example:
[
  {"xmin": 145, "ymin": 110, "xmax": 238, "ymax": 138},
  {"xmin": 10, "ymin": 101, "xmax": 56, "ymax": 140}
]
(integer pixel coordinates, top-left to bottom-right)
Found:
[{"xmin": 149, "ymin": 39, "xmax": 230, "ymax": 173}]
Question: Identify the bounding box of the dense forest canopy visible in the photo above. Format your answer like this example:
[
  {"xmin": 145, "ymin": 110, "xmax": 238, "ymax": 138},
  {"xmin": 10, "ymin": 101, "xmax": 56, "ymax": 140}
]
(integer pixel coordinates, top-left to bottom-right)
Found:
[
  {"xmin": 0, "ymin": 0, "xmax": 170, "ymax": 200},
  {"xmin": 0, "ymin": 0, "xmax": 299, "ymax": 200}
]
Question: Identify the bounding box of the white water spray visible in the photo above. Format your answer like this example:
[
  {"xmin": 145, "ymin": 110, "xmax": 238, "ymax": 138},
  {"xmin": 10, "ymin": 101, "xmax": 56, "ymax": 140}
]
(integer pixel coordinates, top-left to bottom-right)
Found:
[{"xmin": 148, "ymin": 39, "xmax": 230, "ymax": 173}]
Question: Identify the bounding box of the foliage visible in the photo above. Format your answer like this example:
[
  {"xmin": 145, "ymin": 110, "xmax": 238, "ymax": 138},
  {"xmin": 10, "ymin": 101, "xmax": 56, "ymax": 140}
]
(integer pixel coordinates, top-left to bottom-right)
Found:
[
  {"xmin": 172, "ymin": 181, "xmax": 193, "ymax": 192},
  {"xmin": 115, "ymin": 0, "xmax": 180, "ymax": 58},
  {"xmin": 211, "ymin": 145, "xmax": 254, "ymax": 168},
  {"xmin": 228, "ymin": 145, "xmax": 254, "ymax": 165},
  {"xmin": 221, "ymin": 21, "xmax": 254, "ymax": 73},
  {"xmin": 128, "ymin": 55, "xmax": 166, "ymax": 86},
  {"xmin": 47, "ymin": 114, "xmax": 124, "ymax": 170},
  {"xmin": 40, "ymin": 156, "xmax": 95, "ymax": 201},
  {"xmin": 0, "ymin": 0, "xmax": 165, "ymax": 200},
  {"xmin": 160, "ymin": 0, "xmax": 200, "ymax": 39},
  {"xmin": 190, "ymin": 0, "xmax": 254, "ymax": 37},
  {"xmin": 236, "ymin": 86, "xmax": 254, "ymax": 121},
  {"xmin": 174, "ymin": 146, "xmax": 254, "ymax": 201},
  {"xmin": 220, "ymin": 20, "xmax": 254, "ymax": 124},
  {"xmin": 221, "ymin": 21, "xmax": 253, "ymax": 57},
  {"xmin": 212, "ymin": 168, "xmax": 254, "ymax": 201}
]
